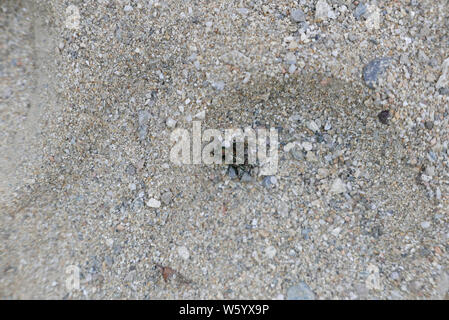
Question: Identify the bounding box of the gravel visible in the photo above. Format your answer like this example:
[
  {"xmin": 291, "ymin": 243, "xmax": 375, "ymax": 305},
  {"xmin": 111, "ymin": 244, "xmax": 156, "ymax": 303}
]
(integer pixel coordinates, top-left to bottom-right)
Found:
[{"xmin": 1, "ymin": 0, "xmax": 449, "ymax": 300}]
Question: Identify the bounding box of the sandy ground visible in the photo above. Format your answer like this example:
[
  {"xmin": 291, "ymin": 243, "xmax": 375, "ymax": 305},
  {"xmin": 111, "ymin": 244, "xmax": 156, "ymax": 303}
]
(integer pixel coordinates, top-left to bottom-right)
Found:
[{"xmin": 1, "ymin": 0, "xmax": 449, "ymax": 299}]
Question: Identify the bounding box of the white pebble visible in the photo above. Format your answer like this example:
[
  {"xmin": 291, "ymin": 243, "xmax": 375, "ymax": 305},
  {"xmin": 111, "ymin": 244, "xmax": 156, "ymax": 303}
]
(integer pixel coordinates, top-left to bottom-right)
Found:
[
  {"xmin": 436, "ymin": 57, "xmax": 449, "ymax": 89},
  {"xmin": 265, "ymin": 246, "xmax": 277, "ymax": 259},
  {"xmin": 288, "ymin": 64, "xmax": 297, "ymax": 74},
  {"xmin": 106, "ymin": 239, "xmax": 114, "ymax": 247},
  {"xmin": 307, "ymin": 120, "xmax": 319, "ymax": 132},
  {"xmin": 146, "ymin": 198, "xmax": 161, "ymax": 208},
  {"xmin": 178, "ymin": 246, "xmax": 190, "ymax": 260},
  {"xmin": 166, "ymin": 118, "xmax": 177, "ymax": 128},
  {"xmin": 421, "ymin": 221, "xmax": 431, "ymax": 229},
  {"xmin": 331, "ymin": 227, "xmax": 342, "ymax": 237}
]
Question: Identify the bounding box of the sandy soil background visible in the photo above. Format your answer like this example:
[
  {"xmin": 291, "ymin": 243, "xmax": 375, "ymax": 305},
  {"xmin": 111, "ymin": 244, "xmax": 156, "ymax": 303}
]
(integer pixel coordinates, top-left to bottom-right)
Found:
[{"xmin": 1, "ymin": 0, "xmax": 449, "ymax": 299}]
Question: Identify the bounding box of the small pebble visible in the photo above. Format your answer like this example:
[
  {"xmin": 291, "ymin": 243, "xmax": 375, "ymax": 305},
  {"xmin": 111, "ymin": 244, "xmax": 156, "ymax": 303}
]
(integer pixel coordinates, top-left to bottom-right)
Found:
[
  {"xmin": 228, "ymin": 166, "xmax": 238, "ymax": 179},
  {"xmin": 363, "ymin": 57, "xmax": 392, "ymax": 89},
  {"xmin": 194, "ymin": 110, "xmax": 206, "ymax": 120},
  {"xmin": 265, "ymin": 246, "xmax": 277, "ymax": 259},
  {"xmin": 212, "ymin": 80, "xmax": 225, "ymax": 91},
  {"xmin": 262, "ymin": 176, "xmax": 276, "ymax": 188},
  {"xmin": 286, "ymin": 282, "xmax": 315, "ymax": 300},
  {"xmin": 146, "ymin": 198, "xmax": 161, "ymax": 208},
  {"xmin": 424, "ymin": 121, "xmax": 434, "ymax": 130},
  {"xmin": 354, "ymin": 2, "xmax": 367, "ymax": 19},
  {"xmin": 161, "ymin": 191, "xmax": 173, "ymax": 205},
  {"xmin": 178, "ymin": 246, "xmax": 190, "ymax": 260},
  {"xmin": 240, "ymin": 172, "xmax": 253, "ymax": 182},
  {"xmin": 302, "ymin": 141, "xmax": 313, "ymax": 151},
  {"xmin": 291, "ymin": 9, "xmax": 306, "ymax": 23},
  {"xmin": 315, "ymin": 0, "xmax": 336, "ymax": 21},
  {"xmin": 421, "ymin": 221, "xmax": 431, "ymax": 229},
  {"xmin": 436, "ymin": 57, "xmax": 449, "ymax": 89},
  {"xmin": 378, "ymin": 110, "xmax": 390, "ymax": 125},
  {"xmin": 307, "ymin": 120, "xmax": 319, "ymax": 132},
  {"xmin": 166, "ymin": 118, "xmax": 177, "ymax": 128}
]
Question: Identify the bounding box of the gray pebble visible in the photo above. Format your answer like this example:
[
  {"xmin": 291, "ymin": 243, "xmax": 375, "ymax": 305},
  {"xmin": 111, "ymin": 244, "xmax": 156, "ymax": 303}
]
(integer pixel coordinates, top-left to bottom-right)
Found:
[
  {"xmin": 138, "ymin": 110, "xmax": 150, "ymax": 126},
  {"xmin": 425, "ymin": 165, "xmax": 435, "ymax": 177},
  {"xmin": 421, "ymin": 221, "xmax": 431, "ymax": 229},
  {"xmin": 291, "ymin": 9, "xmax": 306, "ymax": 23},
  {"xmin": 424, "ymin": 121, "xmax": 434, "ymax": 130},
  {"xmin": 105, "ymin": 255, "xmax": 114, "ymax": 267},
  {"xmin": 211, "ymin": 80, "xmax": 225, "ymax": 91},
  {"xmin": 439, "ymin": 88, "xmax": 449, "ymax": 95},
  {"xmin": 390, "ymin": 271, "xmax": 400, "ymax": 281},
  {"xmin": 354, "ymin": 2, "xmax": 367, "ymax": 20},
  {"xmin": 286, "ymin": 282, "xmax": 315, "ymax": 300},
  {"xmin": 285, "ymin": 52, "xmax": 296, "ymax": 65},
  {"xmin": 262, "ymin": 176, "xmax": 276, "ymax": 188},
  {"xmin": 161, "ymin": 191, "xmax": 173, "ymax": 205},
  {"xmin": 237, "ymin": 8, "xmax": 249, "ymax": 15},
  {"xmin": 363, "ymin": 57, "xmax": 392, "ymax": 89},
  {"xmin": 290, "ymin": 146, "xmax": 303, "ymax": 161},
  {"xmin": 240, "ymin": 172, "xmax": 253, "ymax": 182},
  {"xmin": 228, "ymin": 166, "xmax": 238, "ymax": 179},
  {"xmin": 126, "ymin": 164, "xmax": 136, "ymax": 175},
  {"xmin": 138, "ymin": 125, "xmax": 147, "ymax": 141}
]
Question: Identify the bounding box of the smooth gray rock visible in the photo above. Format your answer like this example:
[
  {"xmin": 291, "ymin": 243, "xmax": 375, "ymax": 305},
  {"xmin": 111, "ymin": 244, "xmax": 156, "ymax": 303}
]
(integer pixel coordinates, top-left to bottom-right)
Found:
[{"xmin": 287, "ymin": 282, "xmax": 315, "ymax": 300}]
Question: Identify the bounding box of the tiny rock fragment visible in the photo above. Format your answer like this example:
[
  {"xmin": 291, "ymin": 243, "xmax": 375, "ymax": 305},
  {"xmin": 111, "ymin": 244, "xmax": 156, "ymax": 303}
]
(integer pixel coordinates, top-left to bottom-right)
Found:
[
  {"xmin": 178, "ymin": 246, "xmax": 190, "ymax": 260},
  {"xmin": 315, "ymin": 0, "xmax": 336, "ymax": 21},
  {"xmin": 330, "ymin": 178, "xmax": 346, "ymax": 194},
  {"xmin": 194, "ymin": 110, "xmax": 206, "ymax": 120},
  {"xmin": 291, "ymin": 9, "xmax": 306, "ymax": 23},
  {"xmin": 166, "ymin": 118, "xmax": 177, "ymax": 128},
  {"xmin": 365, "ymin": 4, "xmax": 381, "ymax": 30},
  {"xmin": 378, "ymin": 110, "xmax": 390, "ymax": 125},
  {"xmin": 354, "ymin": 2, "xmax": 367, "ymax": 19},
  {"xmin": 436, "ymin": 57, "xmax": 449, "ymax": 89},
  {"xmin": 156, "ymin": 264, "xmax": 176, "ymax": 282},
  {"xmin": 287, "ymin": 282, "xmax": 315, "ymax": 300},
  {"xmin": 363, "ymin": 57, "xmax": 392, "ymax": 89}
]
